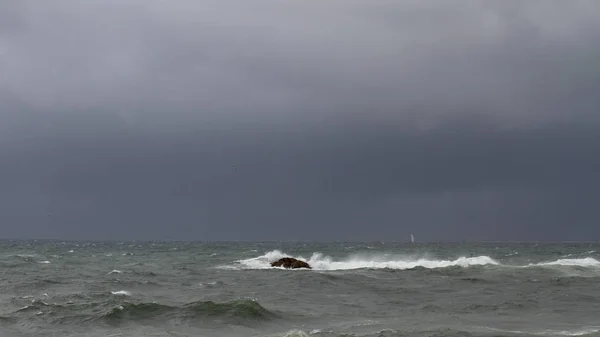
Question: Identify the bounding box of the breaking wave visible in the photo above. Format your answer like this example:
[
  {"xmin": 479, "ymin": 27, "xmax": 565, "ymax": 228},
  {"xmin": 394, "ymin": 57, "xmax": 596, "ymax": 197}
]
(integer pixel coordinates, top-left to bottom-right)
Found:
[
  {"xmin": 227, "ymin": 250, "xmax": 499, "ymax": 270},
  {"xmin": 272, "ymin": 328, "xmax": 600, "ymax": 337},
  {"xmin": 528, "ymin": 258, "xmax": 600, "ymax": 268},
  {"xmin": 484, "ymin": 326, "xmax": 600, "ymax": 337},
  {"xmin": 225, "ymin": 251, "xmax": 600, "ymax": 272},
  {"xmin": 110, "ymin": 290, "xmax": 131, "ymax": 296}
]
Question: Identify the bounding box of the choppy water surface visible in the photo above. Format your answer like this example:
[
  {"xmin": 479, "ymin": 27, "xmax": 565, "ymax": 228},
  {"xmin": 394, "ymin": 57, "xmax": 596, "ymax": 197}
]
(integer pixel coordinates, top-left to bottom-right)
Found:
[{"xmin": 1, "ymin": 241, "xmax": 599, "ymax": 337}]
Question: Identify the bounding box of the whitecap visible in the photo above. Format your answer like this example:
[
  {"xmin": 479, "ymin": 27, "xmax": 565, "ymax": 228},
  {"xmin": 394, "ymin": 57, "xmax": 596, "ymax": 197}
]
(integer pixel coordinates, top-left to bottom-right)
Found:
[
  {"xmin": 548, "ymin": 328, "xmax": 600, "ymax": 336},
  {"xmin": 270, "ymin": 330, "xmax": 310, "ymax": 337},
  {"xmin": 110, "ymin": 290, "xmax": 131, "ymax": 296},
  {"xmin": 108, "ymin": 270, "xmax": 123, "ymax": 274},
  {"xmin": 484, "ymin": 326, "xmax": 600, "ymax": 336},
  {"xmin": 38, "ymin": 260, "xmax": 51, "ymax": 264},
  {"xmin": 528, "ymin": 258, "xmax": 600, "ymax": 268},
  {"xmin": 32, "ymin": 300, "xmax": 49, "ymax": 305},
  {"xmin": 223, "ymin": 250, "xmax": 499, "ymax": 271}
]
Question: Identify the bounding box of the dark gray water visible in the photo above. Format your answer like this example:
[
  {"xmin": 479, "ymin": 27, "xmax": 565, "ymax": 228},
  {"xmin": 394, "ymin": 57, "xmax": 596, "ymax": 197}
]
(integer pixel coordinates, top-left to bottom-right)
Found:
[{"xmin": 1, "ymin": 241, "xmax": 599, "ymax": 337}]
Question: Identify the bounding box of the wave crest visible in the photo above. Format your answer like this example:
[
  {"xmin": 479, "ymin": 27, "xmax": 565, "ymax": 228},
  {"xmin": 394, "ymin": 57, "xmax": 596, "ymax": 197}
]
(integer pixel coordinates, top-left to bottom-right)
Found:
[
  {"xmin": 529, "ymin": 258, "xmax": 600, "ymax": 268},
  {"xmin": 228, "ymin": 250, "xmax": 499, "ymax": 270},
  {"xmin": 103, "ymin": 299, "xmax": 276, "ymax": 323}
]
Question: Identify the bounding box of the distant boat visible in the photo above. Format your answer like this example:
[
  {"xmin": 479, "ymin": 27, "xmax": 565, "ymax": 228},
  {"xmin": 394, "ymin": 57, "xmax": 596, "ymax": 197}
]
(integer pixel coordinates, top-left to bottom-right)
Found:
[{"xmin": 410, "ymin": 234, "xmax": 415, "ymax": 243}]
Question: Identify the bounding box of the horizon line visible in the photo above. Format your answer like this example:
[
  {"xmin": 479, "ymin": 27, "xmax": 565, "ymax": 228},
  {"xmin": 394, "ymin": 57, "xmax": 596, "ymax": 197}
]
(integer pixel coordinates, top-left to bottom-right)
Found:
[{"xmin": 0, "ymin": 238, "xmax": 598, "ymax": 244}]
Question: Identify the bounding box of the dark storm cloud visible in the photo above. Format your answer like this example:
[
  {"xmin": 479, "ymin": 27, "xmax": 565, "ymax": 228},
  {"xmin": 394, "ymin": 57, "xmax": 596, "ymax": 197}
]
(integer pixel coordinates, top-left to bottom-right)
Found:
[{"xmin": 0, "ymin": 1, "xmax": 599, "ymax": 240}]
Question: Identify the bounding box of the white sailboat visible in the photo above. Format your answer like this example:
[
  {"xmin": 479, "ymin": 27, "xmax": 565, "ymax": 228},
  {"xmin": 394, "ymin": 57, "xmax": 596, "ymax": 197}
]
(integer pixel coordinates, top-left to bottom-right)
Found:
[{"xmin": 410, "ymin": 234, "xmax": 415, "ymax": 243}]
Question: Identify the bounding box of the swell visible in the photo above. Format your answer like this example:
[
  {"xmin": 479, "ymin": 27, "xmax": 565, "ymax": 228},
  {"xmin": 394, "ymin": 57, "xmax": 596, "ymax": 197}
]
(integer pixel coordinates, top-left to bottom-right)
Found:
[
  {"xmin": 103, "ymin": 298, "xmax": 276, "ymax": 323},
  {"xmin": 9, "ymin": 298, "xmax": 277, "ymax": 326}
]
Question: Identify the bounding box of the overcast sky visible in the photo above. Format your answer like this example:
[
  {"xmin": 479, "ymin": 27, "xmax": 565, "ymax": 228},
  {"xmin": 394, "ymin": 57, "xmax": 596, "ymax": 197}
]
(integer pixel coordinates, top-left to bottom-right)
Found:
[{"xmin": 1, "ymin": 0, "xmax": 599, "ymax": 241}]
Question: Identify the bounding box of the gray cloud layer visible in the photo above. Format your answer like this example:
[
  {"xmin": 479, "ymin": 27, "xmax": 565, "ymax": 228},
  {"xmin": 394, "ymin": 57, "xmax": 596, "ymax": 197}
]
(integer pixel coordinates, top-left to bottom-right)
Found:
[{"xmin": 1, "ymin": 1, "xmax": 599, "ymax": 240}]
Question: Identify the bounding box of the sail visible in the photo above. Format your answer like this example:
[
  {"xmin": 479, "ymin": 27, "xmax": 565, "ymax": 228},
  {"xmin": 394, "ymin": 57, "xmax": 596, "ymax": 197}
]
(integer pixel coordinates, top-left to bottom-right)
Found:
[{"xmin": 410, "ymin": 234, "xmax": 415, "ymax": 243}]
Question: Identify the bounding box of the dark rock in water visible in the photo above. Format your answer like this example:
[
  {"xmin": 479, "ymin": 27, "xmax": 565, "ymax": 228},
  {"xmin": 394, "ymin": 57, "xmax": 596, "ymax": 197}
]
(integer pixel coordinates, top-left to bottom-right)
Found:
[{"xmin": 270, "ymin": 257, "xmax": 311, "ymax": 269}]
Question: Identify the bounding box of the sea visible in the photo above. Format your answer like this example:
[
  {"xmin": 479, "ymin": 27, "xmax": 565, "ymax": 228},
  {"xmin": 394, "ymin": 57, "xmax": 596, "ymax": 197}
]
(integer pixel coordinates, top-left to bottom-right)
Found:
[{"xmin": 1, "ymin": 241, "xmax": 599, "ymax": 337}]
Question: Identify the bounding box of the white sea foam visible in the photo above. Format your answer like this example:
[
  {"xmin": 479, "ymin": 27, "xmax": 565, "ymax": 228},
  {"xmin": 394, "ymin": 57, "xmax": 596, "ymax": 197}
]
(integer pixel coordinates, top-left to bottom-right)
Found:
[
  {"xmin": 529, "ymin": 258, "xmax": 600, "ymax": 268},
  {"xmin": 273, "ymin": 330, "xmax": 310, "ymax": 337},
  {"xmin": 110, "ymin": 290, "xmax": 131, "ymax": 296},
  {"xmin": 223, "ymin": 251, "xmax": 600, "ymax": 271},
  {"xmin": 108, "ymin": 270, "xmax": 123, "ymax": 274},
  {"xmin": 549, "ymin": 328, "xmax": 600, "ymax": 336},
  {"xmin": 484, "ymin": 326, "xmax": 600, "ymax": 336},
  {"xmin": 226, "ymin": 250, "xmax": 499, "ymax": 271},
  {"xmin": 561, "ymin": 251, "xmax": 596, "ymax": 258},
  {"xmin": 38, "ymin": 260, "xmax": 51, "ymax": 264},
  {"xmin": 270, "ymin": 329, "xmax": 322, "ymax": 337}
]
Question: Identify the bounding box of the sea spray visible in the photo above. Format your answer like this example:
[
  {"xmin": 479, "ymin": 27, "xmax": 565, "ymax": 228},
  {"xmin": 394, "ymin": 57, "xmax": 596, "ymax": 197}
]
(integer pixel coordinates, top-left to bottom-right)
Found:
[
  {"xmin": 228, "ymin": 250, "xmax": 499, "ymax": 270},
  {"xmin": 528, "ymin": 258, "xmax": 600, "ymax": 268}
]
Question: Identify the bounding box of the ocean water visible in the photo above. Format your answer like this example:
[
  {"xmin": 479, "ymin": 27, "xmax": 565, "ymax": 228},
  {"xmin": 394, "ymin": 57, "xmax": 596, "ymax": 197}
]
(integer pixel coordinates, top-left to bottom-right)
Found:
[{"xmin": 1, "ymin": 241, "xmax": 599, "ymax": 337}]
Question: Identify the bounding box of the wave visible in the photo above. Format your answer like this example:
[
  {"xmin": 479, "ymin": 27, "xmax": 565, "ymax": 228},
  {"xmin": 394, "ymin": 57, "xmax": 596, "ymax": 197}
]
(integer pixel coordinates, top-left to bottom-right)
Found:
[
  {"xmin": 268, "ymin": 329, "xmax": 416, "ymax": 337},
  {"xmin": 224, "ymin": 250, "xmax": 600, "ymax": 272},
  {"xmin": 273, "ymin": 328, "xmax": 600, "ymax": 337},
  {"xmin": 103, "ymin": 298, "xmax": 276, "ymax": 324},
  {"xmin": 131, "ymin": 270, "xmax": 157, "ymax": 277},
  {"xmin": 484, "ymin": 326, "xmax": 600, "ymax": 337},
  {"xmin": 227, "ymin": 250, "xmax": 499, "ymax": 271},
  {"xmin": 5, "ymin": 254, "xmax": 52, "ymax": 266},
  {"xmin": 544, "ymin": 329, "xmax": 600, "ymax": 337},
  {"xmin": 14, "ymin": 254, "xmax": 35, "ymax": 259},
  {"xmin": 268, "ymin": 330, "xmax": 312, "ymax": 337},
  {"xmin": 528, "ymin": 258, "xmax": 600, "ymax": 268},
  {"xmin": 110, "ymin": 290, "xmax": 131, "ymax": 296},
  {"xmin": 10, "ymin": 297, "xmax": 276, "ymax": 326}
]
